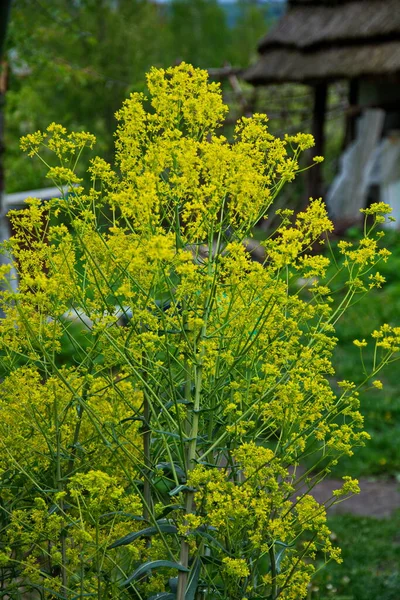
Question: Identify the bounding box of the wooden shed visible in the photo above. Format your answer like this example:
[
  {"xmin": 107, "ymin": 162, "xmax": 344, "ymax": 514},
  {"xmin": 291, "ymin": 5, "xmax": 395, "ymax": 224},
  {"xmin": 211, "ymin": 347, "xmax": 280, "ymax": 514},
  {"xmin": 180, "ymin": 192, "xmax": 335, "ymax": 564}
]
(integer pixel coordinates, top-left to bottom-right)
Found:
[{"xmin": 244, "ymin": 0, "xmax": 400, "ymax": 218}]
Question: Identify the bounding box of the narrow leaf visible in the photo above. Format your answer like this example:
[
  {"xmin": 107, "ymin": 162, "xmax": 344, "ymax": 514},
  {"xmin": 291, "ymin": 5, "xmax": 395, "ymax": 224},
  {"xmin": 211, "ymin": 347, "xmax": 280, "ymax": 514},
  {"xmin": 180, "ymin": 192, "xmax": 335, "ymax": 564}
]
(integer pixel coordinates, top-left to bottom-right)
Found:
[
  {"xmin": 156, "ymin": 504, "xmax": 185, "ymax": 519},
  {"xmin": 168, "ymin": 576, "xmax": 178, "ymax": 592},
  {"xmin": 185, "ymin": 557, "xmax": 201, "ymax": 600},
  {"xmin": 275, "ymin": 541, "xmax": 293, "ymax": 574},
  {"xmin": 200, "ymin": 555, "xmax": 222, "ymax": 567},
  {"xmin": 156, "ymin": 462, "xmax": 186, "ymax": 482},
  {"xmin": 48, "ymin": 503, "xmax": 72, "ymax": 515},
  {"xmin": 153, "ymin": 429, "xmax": 182, "ymax": 440},
  {"xmin": 164, "ymin": 399, "xmax": 193, "ymax": 410},
  {"xmin": 122, "ymin": 561, "xmax": 189, "ymax": 587},
  {"xmin": 109, "ymin": 522, "xmax": 177, "ymax": 549},
  {"xmin": 169, "ymin": 485, "xmax": 196, "ymax": 497},
  {"xmin": 193, "ymin": 528, "xmax": 228, "ymax": 553},
  {"xmin": 100, "ymin": 511, "xmax": 146, "ymax": 522}
]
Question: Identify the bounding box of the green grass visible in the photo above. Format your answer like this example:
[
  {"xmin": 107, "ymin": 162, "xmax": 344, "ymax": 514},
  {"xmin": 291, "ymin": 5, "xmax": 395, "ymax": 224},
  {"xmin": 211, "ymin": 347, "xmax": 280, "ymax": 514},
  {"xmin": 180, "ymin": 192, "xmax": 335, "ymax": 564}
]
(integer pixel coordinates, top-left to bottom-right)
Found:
[
  {"xmin": 312, "ymin": 512, "xmax": 400, "ymax": 600},
  {"xmin": 327, "ymin": 229, "xmax": 400, "ymax": 477},
  {"xmin": 309, "ymin": 229, "xmax": 400, "ymax": 599},
  {"xmin": 328, "ymin": 287, "xmax": 400, "ymax": 477}
]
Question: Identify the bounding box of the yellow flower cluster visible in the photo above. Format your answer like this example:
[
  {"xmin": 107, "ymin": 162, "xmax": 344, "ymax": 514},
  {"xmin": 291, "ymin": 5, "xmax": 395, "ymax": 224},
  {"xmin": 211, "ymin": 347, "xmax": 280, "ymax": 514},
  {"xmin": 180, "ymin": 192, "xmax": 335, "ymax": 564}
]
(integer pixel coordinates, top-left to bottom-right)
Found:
[
  {"xmin": 20, "ymin": 122, "xmax": 96, "ymax": 159},
  {"xmin": 333, "ymin": 476, "xmax": 360, "ymax": 497}
]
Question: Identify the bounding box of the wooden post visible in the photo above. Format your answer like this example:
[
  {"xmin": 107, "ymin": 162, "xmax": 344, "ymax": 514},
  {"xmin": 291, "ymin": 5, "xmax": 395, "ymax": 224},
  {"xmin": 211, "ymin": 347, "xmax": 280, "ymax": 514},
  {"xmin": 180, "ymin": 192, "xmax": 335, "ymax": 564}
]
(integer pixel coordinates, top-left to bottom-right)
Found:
[
  {"xmin": 343, "ymin": 78, "xmax": 359, "ymax": 149},
  {"xmin": 307, "ymin": 82, "xmax": 327, "ymax": 200}
]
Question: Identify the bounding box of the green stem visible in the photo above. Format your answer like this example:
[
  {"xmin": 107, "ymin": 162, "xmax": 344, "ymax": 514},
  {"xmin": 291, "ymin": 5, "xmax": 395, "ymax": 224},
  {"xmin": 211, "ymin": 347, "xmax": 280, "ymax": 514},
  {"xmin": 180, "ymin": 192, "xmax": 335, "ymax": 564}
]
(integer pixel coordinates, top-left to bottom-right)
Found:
[
  {"xmin": 143, "ymin": 390, "xmax": 152, "ymax": 521},
  {"xmin": 54, "ymin": 388, "xmax": 68, "ymax": 598},
  {"xmin": 177, "ymin": 310, "xmax": 206, "ymax": 599},
  {"xmin": 96, "ymin": 521, "xmax": 101, "ymax": 600},
  {"xmin": 269, "ymin": 543, "xmax": 277, "ymax": 600},
  {"xmin": 176, "ymin": 364, "xmax": 203, "ymax": 600}
]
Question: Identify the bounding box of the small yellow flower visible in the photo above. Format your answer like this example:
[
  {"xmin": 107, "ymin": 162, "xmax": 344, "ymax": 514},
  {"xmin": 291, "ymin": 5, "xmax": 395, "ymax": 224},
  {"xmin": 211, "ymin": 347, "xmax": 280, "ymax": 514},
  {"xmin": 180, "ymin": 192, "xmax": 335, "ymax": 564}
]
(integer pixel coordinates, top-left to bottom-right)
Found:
[
  {"xmin": 353, "ymin": 339, "xmax": 367, "ymax": 348},
  {"xmin": 372, "ymin": 380, "xmax": 383, "ymax": 389},
  {"xmin": 333, "ymin": 476, "xmax": 360, "ymax": 497},
  {"xmin": 222, "ymin": 557, "xmax": 250, "ymax": 579}
]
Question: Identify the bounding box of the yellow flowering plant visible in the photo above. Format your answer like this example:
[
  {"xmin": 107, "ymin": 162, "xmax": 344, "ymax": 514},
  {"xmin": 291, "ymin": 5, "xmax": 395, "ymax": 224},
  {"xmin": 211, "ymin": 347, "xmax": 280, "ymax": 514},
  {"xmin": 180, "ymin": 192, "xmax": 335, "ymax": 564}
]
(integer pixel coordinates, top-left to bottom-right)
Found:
[{"xmin": 0, "ymin": 63, "xmax": 397, "ymax": 600}]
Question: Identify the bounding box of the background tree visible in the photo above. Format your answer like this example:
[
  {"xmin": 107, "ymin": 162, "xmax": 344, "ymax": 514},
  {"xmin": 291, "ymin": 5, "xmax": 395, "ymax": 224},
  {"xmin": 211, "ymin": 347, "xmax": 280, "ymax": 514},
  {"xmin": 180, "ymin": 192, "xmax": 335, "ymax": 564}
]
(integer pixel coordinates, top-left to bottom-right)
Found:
[
  {"xmin": 4, "ymin": 0, "xmax": 276, "ymax": 193},
  {"xmin": 0, "ymin": 0, "xmax": 12, "ymax": 281},
  {"xmin": 0, "ymin": 0, "xmax": 12, "ymax": 200},
  {"xmin": 168, "ymin": 0, "xmax": 229, "ymax": 67},
  {"xmin": 230, "ymin": 0, "xmax": 273, "ymax": 67},
  {"xmin": 5, "ymin": 0, "xmax": 172, "ymax": 191}
]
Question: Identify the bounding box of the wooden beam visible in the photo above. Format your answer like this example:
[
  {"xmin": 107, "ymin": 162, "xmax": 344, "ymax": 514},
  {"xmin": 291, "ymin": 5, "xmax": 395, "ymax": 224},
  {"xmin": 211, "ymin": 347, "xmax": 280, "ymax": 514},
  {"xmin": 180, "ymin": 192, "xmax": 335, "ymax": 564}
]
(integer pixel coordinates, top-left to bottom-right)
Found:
[
  {"xmin": 307, "ymin": 82, "xmax": 327, "ymax": 200},
  {"xmin": 343, "ymin": 78, "xmax": 359, "ymax": 149}
]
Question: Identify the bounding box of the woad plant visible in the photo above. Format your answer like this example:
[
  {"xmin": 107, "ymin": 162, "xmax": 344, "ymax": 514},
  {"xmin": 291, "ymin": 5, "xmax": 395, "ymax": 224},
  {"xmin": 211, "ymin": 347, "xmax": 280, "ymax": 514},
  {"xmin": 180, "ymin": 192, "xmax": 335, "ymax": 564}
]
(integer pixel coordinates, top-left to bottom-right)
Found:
[{"xmin": 0, "ymin": 64, "xmax": 397, "ymax": 600}]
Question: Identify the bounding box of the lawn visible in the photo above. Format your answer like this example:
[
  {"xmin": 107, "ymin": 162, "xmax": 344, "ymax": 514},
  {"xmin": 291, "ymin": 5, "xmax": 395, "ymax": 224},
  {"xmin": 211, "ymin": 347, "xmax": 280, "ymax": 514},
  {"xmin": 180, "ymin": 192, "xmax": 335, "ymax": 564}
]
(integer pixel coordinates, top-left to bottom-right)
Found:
[
  {"xmin": 313, "ymin": 511, "xmax": 400, "ymax": 600},
  {"xmin": 311, "ymin": 227, "xmax": 400, "ymax": 599},
  {"xmin": 328, "ymin": 228, "xmax": 400, "ymax": 478}
]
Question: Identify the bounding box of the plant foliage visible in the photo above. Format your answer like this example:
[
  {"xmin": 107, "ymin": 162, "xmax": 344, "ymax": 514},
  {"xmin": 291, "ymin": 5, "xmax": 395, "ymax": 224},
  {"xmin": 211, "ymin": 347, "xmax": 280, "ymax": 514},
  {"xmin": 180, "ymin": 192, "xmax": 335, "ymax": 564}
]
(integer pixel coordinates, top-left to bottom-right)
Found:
[{"xmin": 0, "ymin": 64, "xmax": 397, "ymax": 600}]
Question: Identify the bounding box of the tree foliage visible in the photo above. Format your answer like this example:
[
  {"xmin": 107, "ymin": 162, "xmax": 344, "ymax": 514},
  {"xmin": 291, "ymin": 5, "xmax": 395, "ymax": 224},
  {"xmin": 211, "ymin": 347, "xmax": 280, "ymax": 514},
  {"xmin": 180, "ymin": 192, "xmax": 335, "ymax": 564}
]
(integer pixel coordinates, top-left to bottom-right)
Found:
[{"xmin": 5, "ymin": 0, "xmax": 273, "ymax": 193}]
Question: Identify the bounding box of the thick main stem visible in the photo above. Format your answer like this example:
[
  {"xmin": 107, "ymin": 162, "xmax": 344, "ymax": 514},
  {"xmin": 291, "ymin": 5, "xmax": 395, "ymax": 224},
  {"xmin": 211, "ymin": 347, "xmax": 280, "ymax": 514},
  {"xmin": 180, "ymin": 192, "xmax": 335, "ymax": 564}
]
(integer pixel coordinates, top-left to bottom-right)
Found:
[
  {"xmin": 269, "ymin": 543, "xmax": 278, "ymax": 600},
  {"xmin": 143, "ymin": 392, "xmax": 152, "ymax": 521},
  {"xmin": 142, "ymin": 353, "xmax": 152, "ymax": 521},
  {"xmin": 177, "ymin": 361, "xmax": 203, "ymax": 600},
  {"xmin": 54, "ymin": 394, "xmax": 68, "ymax": 598},
  {"xmin": 177, "ymin": 227, "xmax": 216, "ymax": 600}
]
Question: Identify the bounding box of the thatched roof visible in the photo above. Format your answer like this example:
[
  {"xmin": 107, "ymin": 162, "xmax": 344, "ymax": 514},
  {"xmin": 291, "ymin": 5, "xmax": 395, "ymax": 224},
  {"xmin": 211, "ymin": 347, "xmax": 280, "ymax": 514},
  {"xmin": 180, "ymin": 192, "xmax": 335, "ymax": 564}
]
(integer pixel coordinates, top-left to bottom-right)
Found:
[{"xmin": 245, "ymin": 0, "xmax": 400, "ymax": 84}]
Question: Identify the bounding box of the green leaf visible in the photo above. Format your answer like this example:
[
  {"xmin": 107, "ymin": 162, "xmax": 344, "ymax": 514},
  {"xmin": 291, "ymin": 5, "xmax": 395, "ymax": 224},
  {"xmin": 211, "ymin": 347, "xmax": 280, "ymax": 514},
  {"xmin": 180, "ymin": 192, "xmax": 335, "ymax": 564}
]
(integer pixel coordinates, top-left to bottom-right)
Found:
[
  {"xmin": 169, "ymin": 485, "xmax": 196, "ymax": 497},
  {"xmin": 100, "ymin": 511, "xmax": 146, "ymax": 522},
  {"xmin": 122, "ymin": 561, "xmax": 189, "ymax": 587},
  {"xmin": 148, "ymin": 594, "xmax": 175, "ymax": 600},
  {"xmin": 153, "ymin": 429, "xmax": 182, "ymax": 440},
  {"xmin": 156, "ymin": 504, "xmax": 185, "ymax": 519},
  {"xmin": 48, "ymin": 503, "xmax": 72, "ymax": 515},
  {"xmin": 156, "ymin": 462, "xmax": 186, "ymax": 482},
  {"xmin": 275, "ymin": 541, "xmax": 292, "ymax": 574},
  {"xmin": 119, "ymin": 415, "xmax": 145, "ymax": 425},
  {"xmin": 256, "ymin": 552, "xmax": 270, "ymax": 576},
  {"xmin": 185, "ymin": 557, "xmax": 201, "ymax": 600},
  {"xmin": 109, "ymin": 521, "xmax": 177, "ymax": 549},
  {"xmin": 193, "ymin": 527, "xmax": 228, "ymax": 554},
  {"xmin": 153, "ymin": 477, "xmax": 176, "ymax": 495},
  {"xmin": 257, "ymin": 541, "xmax": 294, "ymax": 576},
  {"xmin": 164, "ymin": 399, "xmax": 193, "ymax": 410}
]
